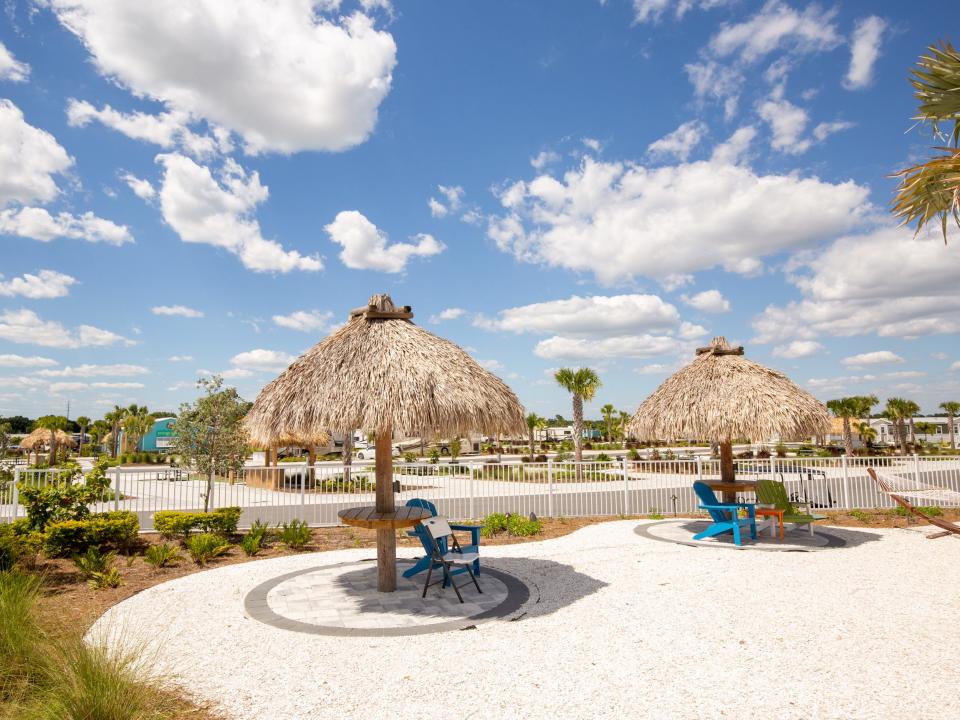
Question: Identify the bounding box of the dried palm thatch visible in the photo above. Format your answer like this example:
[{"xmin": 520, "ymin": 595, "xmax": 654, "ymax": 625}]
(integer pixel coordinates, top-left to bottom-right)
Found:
[
  {"xmin": 242, "ymin": 420, "xmax": 329, "ymax": 450},
  {"xmin": 245, "ymin": 294, "xmax": 526, "ymax": 442},
  {"xmin": 628, "ymin": 337, "xmax": 831, "ymax": 443},
  {"xmin": 19, "ymin": 428, "xmax": 76, "ymax": 450}
]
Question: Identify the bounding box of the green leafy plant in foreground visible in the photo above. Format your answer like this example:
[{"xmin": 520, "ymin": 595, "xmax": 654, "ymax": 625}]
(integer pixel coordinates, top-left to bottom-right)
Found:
[
  {"xmin": 144, "ymin": 543, "xmax": 181, "ymax": 569},
  {"xmin": 184, "ymin": 533, "xmax": 232, "ymax": 566},
  {"xmin": 240, "ymin": 534, "xmax": 262, "ymax": 556},
  {"xmin": 278, "ymin": 519, "xmax": 311, "ymax": 549}
]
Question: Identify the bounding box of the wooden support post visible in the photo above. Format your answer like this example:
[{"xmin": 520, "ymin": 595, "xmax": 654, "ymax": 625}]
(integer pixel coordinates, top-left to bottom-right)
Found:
[
  {"xmin": 720, "ymin": 440, "xmax": 736, "ymax": 503},
  {"xmin": 375, "ymin": 425, "xmax": 396, "ymax": 592}
]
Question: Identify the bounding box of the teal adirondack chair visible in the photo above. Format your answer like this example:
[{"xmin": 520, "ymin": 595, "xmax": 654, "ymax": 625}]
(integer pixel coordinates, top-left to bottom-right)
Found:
[
  {"xmin": 692, "ymin": 481, "xmax": 757, "ymax": 546},
  {"xmin": 402, "ymin": 498, "xmax": 481, "ymax": 579},
  {"xmin": 756, "ymin": 479, "xmax": 826, "ymax": 536}
]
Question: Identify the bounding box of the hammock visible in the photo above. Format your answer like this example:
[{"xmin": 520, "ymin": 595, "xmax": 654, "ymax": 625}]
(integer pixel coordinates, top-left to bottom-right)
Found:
[{"xmin": 868, "ymin": 468, "xmax": 960, "ymax": 539}]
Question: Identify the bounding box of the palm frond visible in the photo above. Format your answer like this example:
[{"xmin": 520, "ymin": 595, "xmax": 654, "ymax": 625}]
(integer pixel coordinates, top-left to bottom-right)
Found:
[{"xmin": 891, "ymin": 148, "xmax": 960, "ymax": 242}]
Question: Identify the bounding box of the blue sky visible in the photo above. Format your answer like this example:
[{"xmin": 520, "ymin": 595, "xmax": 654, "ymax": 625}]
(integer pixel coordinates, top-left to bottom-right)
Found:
[{"xmin": 0, "ymin": 0, "xmax": 958, "ymax": 422}]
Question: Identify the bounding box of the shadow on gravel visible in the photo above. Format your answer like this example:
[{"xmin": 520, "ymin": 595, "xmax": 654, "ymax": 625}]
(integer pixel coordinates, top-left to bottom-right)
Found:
[{"xmin": 635, "ymin": 519, "xmax": 883, "ymax": 552}]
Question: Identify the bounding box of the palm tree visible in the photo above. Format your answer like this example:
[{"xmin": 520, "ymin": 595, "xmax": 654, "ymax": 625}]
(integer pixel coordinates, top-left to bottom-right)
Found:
[
  {"xmin": 827, "ymin": 398, "xmax": 857, "ymax": 456},
  {"xmin": 76, "ymin": 415, "xmax": 90, "ymax": 454},
  {"xmin": 905, "ymin": 399, "xmax": 921, "ymax": 447},
  {"xmin": 122, "ymin": 404, "xmax": 152, "ymax": 454},
  {"xmin": 600, "ymin": 404, "xmax": 616, "ymax": 442},
  {"xmin": 940, "ymin": 401, "xmax": 960, "ymax": 449},
  {"xmin": 892, "ymin": 41, "xmax": 960, "ymax": 242},
  {"xmin": 914, "ymin": 421, "xmax": 938, "ymax": 445},
  {"xmin": 554, "ymin": 367, "xmax": 602, "ymax": 465},
  {"xmin": 885, "ymin": 398, "xmax": 913, "ymax": 455},
  {"xmin": 342, "ymin": 429, "xmax": 354, "ymax": 483},
  {"xmin": 618, "ymin": 410, "xmax": 631, "ymax": 445},
  {"xmin": 857, "ymin": 421, "xmax": 877, "ymax": 449},
  {"xmin": 103, "ymin": 405, "xmax": 127, "ymax": 458},
  {"xmin": 525, "ymin": 412, "xmax": 545, "ymax": 457},
  {"xmin": 0, "ymin": 421, "xmax": 10, "ymax": 459}
]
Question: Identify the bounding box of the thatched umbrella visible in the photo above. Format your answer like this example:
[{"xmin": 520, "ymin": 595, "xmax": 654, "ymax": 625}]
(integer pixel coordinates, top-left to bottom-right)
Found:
[
  {"xmin": 246, "ymin": 293, "xmax": 526, "ymax": 591},
  {"xmin": 628, "ymin": 337, "xmax": 830, "ymax": 498},
  {"xmin": 242, "ymin": 422, "xmax": 330, "ymax": 466},
  {"xmin": 19, "ymin": 428, "xmax": 76, "ymax": 464}
]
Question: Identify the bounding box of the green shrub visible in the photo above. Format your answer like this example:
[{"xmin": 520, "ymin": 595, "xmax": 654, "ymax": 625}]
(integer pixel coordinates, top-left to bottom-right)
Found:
[
  {"xmin": 248, "ymin": 519, "xmax": 272, "ymax": 545},
  {"xmin": 153, "ymin": 507, "xmax": 240, "ymax": 539},
  {"xmin": 240, "ymin": 534, "xmax": 261, "ymax": 556},
  {"xmin": 43, "ymin": 512, "xmax": 138, "ymax": 557},
  {"xmin": 17, "ymin": 463, "xmax": 112, "ymax": 532},
  {"xmin": 403, "ymin": 452, "xmax": 417, "ymax": 463},
  {"xmin": 184, "ymin": 533, "xmax": 231, "ymax": 566},
  {"xmin": 506, "ymin": 514, "xmax": 542, "ymax": 537},
  {"xmin": 627, "ymin": 448, "xmax": 640, "ymax": 461},
  {"xmin": 87, "ymin": 567, "xmax": 123, "ymax": 590},
  {"xmin": 0, "ymin": 569, "xmax": 44, "ymax": 703},
  {"xmin": 850, "ymin": 509, "xmax": 871, "ymax": 523},
  {"xmin": 595, "ymin": 453, "xmax": 611, "ymax": 462},
  {"xmin": 480, "ymin": 512, "xmax": 509, "ymax": 538},
  {"xmin": 72, "ymin": 547, "xmax": 115, "ymax": 577},
  {"xmin": 144, "ymin": 543, "xmax": 181, "ymax": 569},
  {"xmin": 892, "ymin": 504, "xmax": 943, "ymax": 518},
  {"xmin": 0, "ymin": 525, "xmax": 26, "ymax": 571},
  {"xmin": 554, "ymin": 451, "xmax": 571, "ymax": 462},
  {"xmin": 279, "ymin": 519, "xmax": 311, "ymax": 549},
  {"xmin": 427, "ymin": 448, "xmax": 440, "ymax": 464}
]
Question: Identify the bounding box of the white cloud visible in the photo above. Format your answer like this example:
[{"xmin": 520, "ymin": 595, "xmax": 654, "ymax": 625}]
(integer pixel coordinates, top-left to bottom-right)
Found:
[
  {"xmin": 0, "ymin": 270, "xmax": 77, "ymax": 299},
  {"xmin": 157, "ymin": 153, "xmax": 321, "ymax": 273},
  {"xmin": 48, "ymin": 1, "xmax": 397, "ymax": 154},
  {"xmin": 428, "ymin": 185, "xmax": 464, "ymax": 218},
  {"xmin": 753, "ymin": 226, "xmax": 960, "ymax": 343},
  {"xmin": 647, "ymin": 120, "xmax": 707, "ymax": 162},
  {"xmin": 534, "ymin": 334, "xmax": 679, "ymax": 360},
  {"xmin": 530, "ymin": 150, "xmax": 560, "ymax": 170},
  {"xmin": 230, "ymin": 348, "xmax": 297, "ymax": 372},
  {"xmin": 325, "ymin": 210, "xmax": 444, "ymax": 273},
  {"xmin": 681, "ymin": 289, "xmax": 730, "ymax": 313},
  {"xmin": 169, "ymin": 355, "xmax": 193, "ymax": 362},
  {"xmin": 272, "ymin": 309, "xmax": 334, "ymax": 332},
  {"xmin": 677, "ymin": 321, "xmax": 708, "ymax": 339},
  {"xmin": 476, "ymin": 294, "xmax": 680, "ymax": 336},
  {"xmin": 0, "ymin": 207, "xmax": 133, "ymax": 245},
  {"xmin": 812, "ymin": 120, "xmax": 854, "ymax": 142},
  {"xmin": 708, "ymin": 1, "xmax": 841, "ymax": 64},
  {"xmin": 428, "ymin": 308, "xmax": 466, "ymax": 324},
  {"xmin": 36, "ymin": 363, "xmax": 149, "ymax": 378},
  {"xmin": 49, "ymin": 380, "xmax": 145, "ymax": 393},
  {"xmin": 634, "ymin": 363, "xmax": 673, "ymax": 375},
  {"xmin": 66, "ymin": 100, "xmax": 221, "ymax": 157},
  {"xmin": 772, "ymin": 340, "xmax": 823, "ymax": 359},
  {"xmin": 0, "ymin": 42, "xmax": 29, "ymax": 82},
  {"xmin": 122, "ymin": 173, "xmax": 156, "ymax": 200},
  {"xmin": 0, "ymin": 309, "xmax": 133, "ymax": 348},
  {"xmin": 477, "ymin": 358, "xmax": 505, "ymax": 372},
  {"xmin": 951, "ymin": 362, "xmax": 960, "ymax": 372},
  {"xmin": 757, "ymin": 97, "xmax": 811, "ymax": 154},
  {"xmin": 488, "ymin": 156, "xmax": 870, "ymax": 284},
  {"xmin": 841, "ymin": 351, "xmax": 904, "ymax": 367},
  {"xmin": 845, "ymin": 16, "xmax": 886, "ymax": 90},
  {"xmin": 582, "ymin": 137, "xmax": 602, "ymax": 152},
  {"xmin": 709, "ymin": 126, "xmax": 756, "ymax": 164},
  {"xmin": 632, "ymin": 0, "xmax": 734, "ymax": 24},
  {"xmin": 152, "ymin": 304, "xmax": 204, "ymax": 318},
  {"xmin": 0, "ymin": 100, "xmax": 72, "ymax": 207},
  {"xmin": 0, "ymin": 354, "xmax": 58, "ymax": 368}
]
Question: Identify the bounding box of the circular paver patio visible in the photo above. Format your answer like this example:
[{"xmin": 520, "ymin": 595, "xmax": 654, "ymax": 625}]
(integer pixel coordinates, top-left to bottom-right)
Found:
[
  {"xmin": 244, "ymin": 560, "xmax": 528, "ymax": 636},
  {"xmin": 636, "ymin": 518, "xmax": 846, "ymax": 550}
]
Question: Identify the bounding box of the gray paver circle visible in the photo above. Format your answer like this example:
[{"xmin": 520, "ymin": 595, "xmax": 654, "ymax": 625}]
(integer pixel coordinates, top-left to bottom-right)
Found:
[
  {"xmin": 244, "ymin": 559, "xmax": 530, "ymax": 636},
  {"xmin": 635, "ymin": 519, "xmax": 847, "ymax": 551}
]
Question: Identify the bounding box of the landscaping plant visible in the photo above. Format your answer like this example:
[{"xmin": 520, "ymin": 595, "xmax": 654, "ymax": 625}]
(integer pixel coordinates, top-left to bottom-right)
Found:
[
  {"xmin": 144, "ymin": 543, "xmax": 181, "ymax": 569},
  {"xmin": 279, "ymin": 519, "xmax": 312, "ymax": 549},
  {"xmin": 185, "ymin": 533, "xmax": 232, "ymax": 566}
]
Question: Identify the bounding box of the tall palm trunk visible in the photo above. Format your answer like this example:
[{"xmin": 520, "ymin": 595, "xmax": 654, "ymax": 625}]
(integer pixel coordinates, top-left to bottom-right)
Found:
[
  {"xmin": 529, "ymin": 427, "xmax": 535, "ymax": 458},
  {"xmin": 950, "ymin": 415, "xmax": 956, "ymax": 450},
  {"xmin": 898, "ymin": 420, "xmax": 908, "ymax": 455},
  {"xmin": 841, "ymin": 416, "xmax": 854, "ymax": 456},
  {"xmin": 572, "ymin": 394, "xmax": 583, "ymax": 463},
  {"xmin": 908, "ymin": 417, "xmax": 917, "ymax": 448}
]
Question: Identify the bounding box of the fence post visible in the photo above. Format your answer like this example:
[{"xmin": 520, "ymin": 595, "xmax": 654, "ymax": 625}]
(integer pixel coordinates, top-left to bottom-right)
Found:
[
  {"xmin": 696, "ymin": 456, "xmax": 703, "ymax": 484},
  {"xmin": 11, "ymin": 467, "xmax": 19, "ymax": 521},
  {"xmin": 913, "ymin": 453, "xmax": 921, "ymax": 486},
  {"xmin": 547, "ymin": 459, "xmax": 554, "ymax": 517},
  {"xmin": 841, "ymin": 455, "xmax": 850, "ymax": 509},
  {"xmin": 468, "ymin": 461, "xmax": 475, "ymax": 520},
  {"xmin": 114, "ymin": 469, "xmax": 120, "ymax": 512},
  {"xmin": 622, "ymin": 456, "xmax": 631, "ymax": 516},
  {"xmin": 300, "ymin": 467, "xmax": 306, "ymax": 509}
]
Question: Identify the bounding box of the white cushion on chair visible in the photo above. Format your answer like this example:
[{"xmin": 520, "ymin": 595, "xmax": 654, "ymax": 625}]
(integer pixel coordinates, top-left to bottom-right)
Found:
[{"xmin": 442, "ymin": 551, "xmax": 479, "ymax": 564}]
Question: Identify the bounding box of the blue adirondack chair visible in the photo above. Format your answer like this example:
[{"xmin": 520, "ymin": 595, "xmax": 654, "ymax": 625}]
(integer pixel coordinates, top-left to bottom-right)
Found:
[
  {"xmin": 402, "ymin": 498, "xmax": 481, "ymax": 579},
  {"xmin": 692, "ymin": 481, "xmax": 757, "ymax": 546}
]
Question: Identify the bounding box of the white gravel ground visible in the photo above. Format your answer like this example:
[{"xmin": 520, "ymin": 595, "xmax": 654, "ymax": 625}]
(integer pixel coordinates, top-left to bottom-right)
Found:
[{"xmin": 92, "ymin": 521, "xmax": 960, "ymax": 720}]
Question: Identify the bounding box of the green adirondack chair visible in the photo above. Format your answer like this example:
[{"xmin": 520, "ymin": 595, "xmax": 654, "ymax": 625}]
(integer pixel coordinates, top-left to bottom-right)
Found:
[{"xmin": 756, "ymin": 479, "xmax": 827, "ymax": 536}]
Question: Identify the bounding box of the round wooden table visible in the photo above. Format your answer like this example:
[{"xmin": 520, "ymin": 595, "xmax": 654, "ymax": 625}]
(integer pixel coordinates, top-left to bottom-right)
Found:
[{"xmin": 337, "ymin": 505, "xmax": 432, "ymax": 530}]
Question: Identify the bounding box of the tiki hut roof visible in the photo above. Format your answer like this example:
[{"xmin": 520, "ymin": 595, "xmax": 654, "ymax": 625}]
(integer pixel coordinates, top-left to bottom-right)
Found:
[
  {"xmin": 628, "ymin": 336, "xmax": 831, "ymax": 442},
  {"xmin": 242, "ymin": 420, "xmax": 329, "ymax": 449},
  {"xmin": 19, "ymin": 427, "xmax": 77, "ymax": 450},
  {"xmin": 245, "ymin": 294, "xmax": 526, "ymax": 442}
]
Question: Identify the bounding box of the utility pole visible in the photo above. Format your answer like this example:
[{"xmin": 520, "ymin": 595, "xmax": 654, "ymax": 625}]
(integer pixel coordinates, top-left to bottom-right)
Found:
[{"xmin": 66, "ymin": 400, "xmax": 70, "ymax": 420}]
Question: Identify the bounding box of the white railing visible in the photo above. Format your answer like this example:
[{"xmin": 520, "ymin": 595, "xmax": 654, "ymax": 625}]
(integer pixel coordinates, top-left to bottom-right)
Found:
[{"xmin": 2, "ymin": 455, "xmax": 959, "ymax": 531}]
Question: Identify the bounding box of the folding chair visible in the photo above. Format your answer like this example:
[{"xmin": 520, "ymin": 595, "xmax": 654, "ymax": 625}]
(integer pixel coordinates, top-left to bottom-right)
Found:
[{"xmin": 420, "ymin": 516, "xmax": 482, "ymax": 603}]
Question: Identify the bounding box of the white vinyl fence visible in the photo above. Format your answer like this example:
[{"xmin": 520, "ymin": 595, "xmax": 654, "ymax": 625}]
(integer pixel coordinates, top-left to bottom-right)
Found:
[{"xmin": 2, "ymin": 455, "xmax": 959, "ymax": 531}]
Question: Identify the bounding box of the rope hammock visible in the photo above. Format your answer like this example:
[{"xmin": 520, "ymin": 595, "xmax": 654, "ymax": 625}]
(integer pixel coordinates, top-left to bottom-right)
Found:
[{"xmin": 872, "ymin": 468, "xmax": 960, "ymax": 506}]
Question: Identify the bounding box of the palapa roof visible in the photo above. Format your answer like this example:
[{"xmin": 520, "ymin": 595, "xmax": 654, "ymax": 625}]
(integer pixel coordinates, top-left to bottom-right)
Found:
[
  {"xmin": 628, "ymin": 336, "xmax": 831, "ymax": 442},
  {"xmin": 242, "ymin": 421, "xmax": 330, "ymax": 449},
  {"xmin": 19, "ymin": 427, "xmax": 77, "ymax": 450},
  {"xmin": 245, "ymin": 294, "xmax": 526, "ymax": 441}
]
